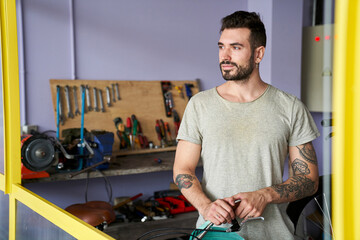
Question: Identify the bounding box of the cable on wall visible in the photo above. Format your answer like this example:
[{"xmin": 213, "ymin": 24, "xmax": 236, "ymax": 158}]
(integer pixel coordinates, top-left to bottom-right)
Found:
[
  {"xmin": 69, "ymin": 0, "xmax": 77, "ymax": 80},
  {"xmin": 16, "ymin": 0, "xmax": 27, "ymax": 125}
]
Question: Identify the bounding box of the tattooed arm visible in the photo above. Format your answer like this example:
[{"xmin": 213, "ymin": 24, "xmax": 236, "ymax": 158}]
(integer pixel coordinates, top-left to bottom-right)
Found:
[
  {"xmin": 231, "ymin": 142, "xmax": 319, "ymax": 220},
  {"xmin": 270, "ymin": 142, "xmax": 319, "ymax": 201},
  {"xmin": 173, "ymin": 140, "xmax": 235, "ymax": 225}
]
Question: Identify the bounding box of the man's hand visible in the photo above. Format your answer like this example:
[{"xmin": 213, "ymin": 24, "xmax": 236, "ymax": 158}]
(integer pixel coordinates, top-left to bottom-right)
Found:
[
  {"xmin": 232, "ymin": 190, "xmax": 270, "ymax": 220},
  {"xmin": 199, "ymin": 198, "xmax": 236, "ymax": 225}
]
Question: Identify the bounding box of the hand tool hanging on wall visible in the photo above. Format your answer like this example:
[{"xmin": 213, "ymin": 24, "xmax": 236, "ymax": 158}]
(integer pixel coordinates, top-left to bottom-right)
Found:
[
  {"xmin": 175, "ymin": 85, "xmax": 184, "ymax": 99},
  {"xmin": 64, "ymin": 85, "xmax": 74, "ymax": 119},
  {"xmin": 172, "ymin": 109, "xmax": 181, "ymax": 135},
  {"xmin": 85, "ymin": 85, "xmax": 93, "ymax": 111},
  {"xmin": 106, "ymin": 87, "xmax": 111, "ymax": 107},
  {"xmin": 113, "ymin": 117, "xmax": 129, "ymax": 149},
  {"xmin": 164, "ymin": 92, "xmax": 174, "ymax": 116},
  {"xmin": 80, "ymin": 85, "xmax": 87, "ymax": 113},
  {"xmin": 56, "ymin": 85, "xmax": 65, "ymax": 125},
  {"xmin": 115, "ymin": 83, "xmax": 121, "ymax": 100},
  {"xmin": 184, "ymin": 83, "xmax": 194, "ymax": 100},
  {"xmin": 132, "ymin": 118, "xmax": 139, "ymax": 148},
  {"xmin": 159, "ymin": 119, "xmax": 167, "ymax": 144},
  {"xmin": 111, "ymin": 84, "xmax": 116, "ymax": 103},
  {"xmin": 99, "ymin": 89, "xmax": 105, "ymax": 112},
  {"xmin": 161, "ymin": 81, "xmax": 172, "ymax": 117},
  {"xmin": 93, "ymin": 87, "xmax": 99, "ymax": 112},
  {"xmin": 131, "ymin": 114, "xmax": 149, "ymax": 149},
  {"xmin": 126, "ymin": 117, "xmax": 133, "ymax": 149},
  {"xmin": 73, "ymin": 86, "xmax": 81, "ymax": 116},
  {"xmin": 155, "ymin": 120, "xmax": 166, "ymax": 147},
  {"xmin": 164, "ymin": 122, "xmax": 174, "ymax": 146}
]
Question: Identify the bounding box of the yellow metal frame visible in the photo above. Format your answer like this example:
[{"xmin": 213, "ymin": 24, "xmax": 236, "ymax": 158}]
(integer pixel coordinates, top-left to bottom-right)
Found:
[
  {"xmin": 0, "ymin": 174, "xmax": 4, "ymax": 191},
  {"xmin": 333, "ymin": 0, "xmax": 360, "ymax": 239},
  {"xmin": 1, "ymin": 0, "xmax": 21, "ymax": 195},
  {"xmin": 0, "ymin": 0, "xmax": 114, "ymax": 239},
  {"xmin": 2, "ymin": 0, "xmax": 358, "ymax": 238}
]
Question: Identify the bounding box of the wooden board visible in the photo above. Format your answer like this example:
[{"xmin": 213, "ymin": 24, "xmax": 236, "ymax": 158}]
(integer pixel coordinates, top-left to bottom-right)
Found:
[{"xmin": 49, "ymin": 79, "xmax": 199, "ymax": 154}]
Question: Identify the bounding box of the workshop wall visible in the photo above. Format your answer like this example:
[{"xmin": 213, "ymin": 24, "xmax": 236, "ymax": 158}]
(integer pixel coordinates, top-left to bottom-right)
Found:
[
  {"xmin": 18, "ymin": 0, "xmax": 247, "ymax": 207},
  {"xmin": 19, "ymin": 0, "xmax": 247, "ymax": 132}
]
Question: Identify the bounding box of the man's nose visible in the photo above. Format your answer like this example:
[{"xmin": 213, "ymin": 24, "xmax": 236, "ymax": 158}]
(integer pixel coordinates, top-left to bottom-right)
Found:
[{"xmin": 220, "ymin": 49, "xmax": 231, "ymax": 62}]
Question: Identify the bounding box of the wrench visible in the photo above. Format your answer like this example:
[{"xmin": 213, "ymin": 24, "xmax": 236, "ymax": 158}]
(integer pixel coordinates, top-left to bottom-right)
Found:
[
  {"xmin": 111, "ymin": 84, "xmax": 116, "ymax": 103},
  {"xmin": 93, "ymin": 87, "xmax": 99, "ymax": 112},
  {"xmin": 85, "ymin": 85, "xmax": 93, "ymax": 111},
  {"xmin": 115, "ymin": 83, "xmax": 121, "ymax": 100},
  {"xmin": 106, "ymin": 87, "xmax": 111, "ymax": 107},
  {"xmin": 73, "ymin": 86, "xmax": 81, "ymax": 116},
  {"xmin": 99, "ymin": 89, "xmax": 105, "ymax": 112},
  {"xmin": 56, "ymin": 85, "xmax": 65, "ymax": 125},
  {"xmin": 80, "ymin": 85, "xmax": 87, "ymax": 113},
  {"xmin": 64, "ymin": 85, "xmax": 74, "ymax": 118}
]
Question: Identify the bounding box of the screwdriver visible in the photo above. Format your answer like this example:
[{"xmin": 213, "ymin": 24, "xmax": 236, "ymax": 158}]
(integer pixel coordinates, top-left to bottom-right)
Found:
[
  {"xmin": 133, "ymin": 119, "xmax": 140, "ymax": 148},
  {"xmin": 132, "ymin": 115, "xmax": 146, "ymax": 148},
  {"xmin": 155, "ymin": 121, "xmax": 162, "ymax": 141},
  {"xmin": 172, "ymin": 109, "xmax": 180, "ymax": 135},
  {"xmin": 126, "ymin": 117, "xmax": 133, "ymax": 149},
  {"xmin": 159, "ymin": 119, "xmax": 167, "ymax": 143},
  {"xmin": 164, "ymin": 122, "xmax": 173, "ymax": 145}
]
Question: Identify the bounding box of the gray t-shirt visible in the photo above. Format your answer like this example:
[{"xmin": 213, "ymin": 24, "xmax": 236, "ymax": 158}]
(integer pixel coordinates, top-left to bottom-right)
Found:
[{"xmin": 177, "ymin": 85, "xmax": 320, "ymax": 240}]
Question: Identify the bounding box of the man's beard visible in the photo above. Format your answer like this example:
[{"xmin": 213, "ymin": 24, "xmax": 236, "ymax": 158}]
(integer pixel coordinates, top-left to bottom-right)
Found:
[{"xmin": 220, "ymin": 54, "xmax": 255, "ymax": 81}]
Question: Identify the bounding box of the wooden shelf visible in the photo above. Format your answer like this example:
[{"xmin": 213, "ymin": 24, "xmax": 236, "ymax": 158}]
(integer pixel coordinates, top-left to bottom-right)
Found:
[
  {"xmin": 22, "ymin": 151, "xmax": 178, "ymax": 183},
  {"xmin": 114, "ymin": 146, "xmax": 177, "ymax": 156}
]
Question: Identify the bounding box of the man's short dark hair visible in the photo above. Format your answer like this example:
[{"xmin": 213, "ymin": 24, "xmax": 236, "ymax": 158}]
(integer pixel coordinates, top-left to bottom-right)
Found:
[{"xmin": 221, "ymin": 11, "xmax": 266, "ymax": 51}]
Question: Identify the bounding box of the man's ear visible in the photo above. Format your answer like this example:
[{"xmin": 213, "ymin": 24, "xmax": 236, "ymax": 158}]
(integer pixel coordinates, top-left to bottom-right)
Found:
[{"xmin": 254, "ymin": 46, "xmax": 265, "ymax": 64}]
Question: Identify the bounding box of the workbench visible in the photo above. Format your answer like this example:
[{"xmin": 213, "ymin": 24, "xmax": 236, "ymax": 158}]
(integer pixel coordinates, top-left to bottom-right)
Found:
[{"xmin": 22, "ymin": 149, "xmax": 180, "ymax": 183}]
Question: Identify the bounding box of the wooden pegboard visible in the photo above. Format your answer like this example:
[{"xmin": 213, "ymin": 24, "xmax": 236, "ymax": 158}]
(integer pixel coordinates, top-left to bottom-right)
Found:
[{"xmin": 49, "ymin": 79, "xmax": 199, "ymax": 154}]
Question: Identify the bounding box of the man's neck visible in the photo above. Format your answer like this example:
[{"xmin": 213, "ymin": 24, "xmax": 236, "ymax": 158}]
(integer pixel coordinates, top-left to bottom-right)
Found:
[{"xmin": 216, "ymin": 73, "xmax": 268, "ymax": 103}]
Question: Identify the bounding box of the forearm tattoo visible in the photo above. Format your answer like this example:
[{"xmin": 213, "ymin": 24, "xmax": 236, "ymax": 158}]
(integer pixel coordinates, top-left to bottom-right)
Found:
[
  {"xmin": 175, "ymin": 174, "xmax": 195, "ymax": 190},
  {"xmin": 272, "ymin": 143, "xmax": 317, "ymax": 200},
  {"xmin": 271, "ymin": 175, "xmax": 315, "ymax": 199},
  {"xmin": 296, "ymin": 143, "xmax": 318, "ymax": 165}
]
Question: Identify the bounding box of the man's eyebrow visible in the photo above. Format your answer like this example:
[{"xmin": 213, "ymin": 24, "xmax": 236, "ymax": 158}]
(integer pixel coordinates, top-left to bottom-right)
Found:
[
  {"xmin": 217, "ymin": 42, "xmax": 244, "ymax": 47},
  {"xmin": 230, "ymin": 43, "xmax": 244, "ymax": 47}
]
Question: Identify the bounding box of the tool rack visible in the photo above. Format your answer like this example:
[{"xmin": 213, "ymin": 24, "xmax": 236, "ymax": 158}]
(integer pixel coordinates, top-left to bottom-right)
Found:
[{"xmin": 49, "ymin": 79, "xmax": 199, "ymax": 155}]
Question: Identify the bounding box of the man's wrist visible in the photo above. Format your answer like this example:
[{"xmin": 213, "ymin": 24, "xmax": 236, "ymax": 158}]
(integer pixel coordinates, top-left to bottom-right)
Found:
[
  {"xmin": 259, "ymin": 187, "xmax": 275, "ymax": 204},
  {"xmin": 197, "ymin": 199, "xmax": 212, "ymax": 216}
]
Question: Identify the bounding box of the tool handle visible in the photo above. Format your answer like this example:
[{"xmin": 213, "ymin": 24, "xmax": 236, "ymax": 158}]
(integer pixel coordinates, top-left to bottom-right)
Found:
[{"xmin": 155, "ymin": 124, "xmax": 162, "ymax": 141}]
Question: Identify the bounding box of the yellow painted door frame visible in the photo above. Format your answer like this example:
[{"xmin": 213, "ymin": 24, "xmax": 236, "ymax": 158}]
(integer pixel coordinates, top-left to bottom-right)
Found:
[
  {"xmin": 0, "ymin": 0, "xmax": 114, "ymax": 239},
  {"xmin": 333, "ymin": 0, "xmax": 360, "ymax": 239}
]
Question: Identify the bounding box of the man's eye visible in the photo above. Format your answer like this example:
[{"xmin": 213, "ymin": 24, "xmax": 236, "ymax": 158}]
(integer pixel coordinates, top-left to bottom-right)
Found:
[
  {"xmin": 218, "ymin": 45, "xmax": 224, "ymax": 49},
  {"xmin": 233, "ymin": 46, "xmax": 240, "ymax": 50}
]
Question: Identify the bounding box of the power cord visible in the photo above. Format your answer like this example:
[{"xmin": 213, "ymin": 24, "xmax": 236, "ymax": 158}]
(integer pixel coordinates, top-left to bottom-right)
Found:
[{"xmin": 85, "ymin": 169, "xmax": 113, "ymax": 203}]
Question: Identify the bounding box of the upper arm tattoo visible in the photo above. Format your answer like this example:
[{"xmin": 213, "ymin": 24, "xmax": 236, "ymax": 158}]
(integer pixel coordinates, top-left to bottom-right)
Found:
[
  {"xmin": 296, "ymin": 143, "xmax": 317, "ymax": 165},
  {"xmin": 175, "ymin": 174, "xmax": 195, "ymax": 191}
]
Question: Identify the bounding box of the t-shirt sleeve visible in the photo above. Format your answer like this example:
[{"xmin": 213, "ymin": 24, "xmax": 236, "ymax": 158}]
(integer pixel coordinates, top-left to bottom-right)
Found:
[
  {"xmin": 176, "ymin": 97, "xmax": 202, "ymax": 145},
  {"xmin": 288, "ymin": 98, "xmax": 320, "ymax": 146}
]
